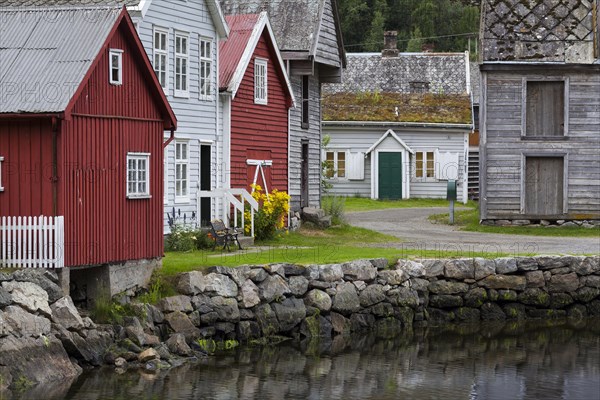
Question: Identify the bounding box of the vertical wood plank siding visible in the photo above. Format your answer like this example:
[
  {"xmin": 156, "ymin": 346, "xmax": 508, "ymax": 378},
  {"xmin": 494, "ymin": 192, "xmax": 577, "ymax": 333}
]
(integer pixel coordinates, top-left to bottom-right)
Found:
[
  {"xmin": 0, "ymin": 119, "xmax": 54, "ymax": 217},
  {"xmin": 315, "ymin": 0, "xmax": 341, "ymax": 68},
  {"xmin": 482, "ymin": 69, "xmax": 600, "ymax": 219},
  {"xmin": 59, "ymin": 24, "xmax": 165, "ymax": 267},
  {"xmin": 230, "ymin": 32, "xmax": 289, "ymax": 193}
]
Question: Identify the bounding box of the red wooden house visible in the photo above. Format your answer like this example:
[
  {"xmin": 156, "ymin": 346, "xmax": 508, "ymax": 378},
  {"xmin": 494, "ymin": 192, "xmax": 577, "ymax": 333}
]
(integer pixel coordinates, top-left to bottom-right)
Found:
[
  {"xmin": 219, "ymin": 12, "xmax": 295, "ymax": 196},
  {"xmin": 0, "ymin": 7, "xmax": 176, "ymax": 294}
]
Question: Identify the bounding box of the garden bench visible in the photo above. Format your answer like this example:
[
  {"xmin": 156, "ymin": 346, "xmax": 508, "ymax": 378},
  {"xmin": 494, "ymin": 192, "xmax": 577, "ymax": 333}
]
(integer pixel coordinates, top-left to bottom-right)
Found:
[{"xmin": 209, "ymin": 219, "xmax": 243, "ymax": 251}]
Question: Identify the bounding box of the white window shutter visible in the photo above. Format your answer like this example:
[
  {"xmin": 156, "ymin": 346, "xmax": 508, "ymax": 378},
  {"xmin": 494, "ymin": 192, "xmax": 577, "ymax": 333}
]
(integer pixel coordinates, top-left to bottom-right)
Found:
[
  {"xmin": 347, "ymin": 152, "xmax": 365, "ymax": 180},
  {"xmin": 435, "ymin": 150, "xmax": 459, "ymax": 180}
]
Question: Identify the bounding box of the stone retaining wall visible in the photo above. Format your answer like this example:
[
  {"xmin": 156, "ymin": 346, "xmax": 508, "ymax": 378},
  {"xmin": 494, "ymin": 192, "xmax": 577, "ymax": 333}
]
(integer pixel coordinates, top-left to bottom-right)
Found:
[{"xmin": 171, "ymin": 256, "xmax": 600, "ymax": 341}]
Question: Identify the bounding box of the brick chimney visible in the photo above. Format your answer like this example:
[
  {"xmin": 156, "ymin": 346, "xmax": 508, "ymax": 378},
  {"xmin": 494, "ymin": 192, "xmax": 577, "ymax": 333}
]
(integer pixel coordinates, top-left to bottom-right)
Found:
[{"xmin": 382, "ymin": 31, "xmax": 399, "ymax": 58}]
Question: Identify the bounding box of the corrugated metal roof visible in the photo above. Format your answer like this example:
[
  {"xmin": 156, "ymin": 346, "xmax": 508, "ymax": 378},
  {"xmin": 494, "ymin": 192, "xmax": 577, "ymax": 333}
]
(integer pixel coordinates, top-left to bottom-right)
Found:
[
  {"xmin": 219, "ymin": 13, "xmax": 261, "ymax": 91},
  {"xmin": 0, "ymin": 7, "xmax": 121, "ymax": 113}
]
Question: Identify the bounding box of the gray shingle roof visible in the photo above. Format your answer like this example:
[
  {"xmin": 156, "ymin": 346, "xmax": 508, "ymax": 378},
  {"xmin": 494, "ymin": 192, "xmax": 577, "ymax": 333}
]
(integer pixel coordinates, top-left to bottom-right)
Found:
[
  {"xmin": 0, "ymin": 7, "xmax": 121, "ymax": 113},
  {"xmin": 219, "ymin": 0, "xmax": 322, "ymax": 52},
  {"xmin": 470, "ymin": 62, "xmax": 481, "ymax": 104},
  {"xmin": 324, "ymin": 53, "xmax": 469, "ymax": 95},
  {"xmin": 0, "ymin": 0, "xmax": 137, "ymax": 7},
  {"xmin": 480, "ymin": 0, "xmax": 597, "ymax": 63}
]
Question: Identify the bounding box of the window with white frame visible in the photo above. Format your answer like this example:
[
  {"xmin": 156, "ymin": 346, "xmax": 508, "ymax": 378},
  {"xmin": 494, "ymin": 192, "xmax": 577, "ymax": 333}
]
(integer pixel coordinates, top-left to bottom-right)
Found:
[
  {"xmin": 0, "ymin": 156, "xmax": 4, "ymax": 192},
  {"xmin": 325, "ymin": 151, "xmax": 346, "ymax": 179},
  {"xmin": 254, "ymin": 58, "xmax": 268, "ymax": 104},
  {"xmin": 127, "ymin": 153, "xmax": 150, "ymax": 198},
  {"xmin": 415, "ymin": 151, "xmax": 435, "ymax": 179},
  {"xmin": 175, "ymin": 141, "xmax": 189, "ymax": 201},
  {"xmin": 174, "ymin": 33, "xmax": 189, "ymax": 97},
  {"xmin": 153, "ymin": 27, "xmax": 169, "ymax": 90},
  {"xmin": 109, "ymin": 49, "xmax": 123, "ymax": 85},
  {"xmin": 199, "ymin": 38, "xmax": 213, "ymax": 99}
]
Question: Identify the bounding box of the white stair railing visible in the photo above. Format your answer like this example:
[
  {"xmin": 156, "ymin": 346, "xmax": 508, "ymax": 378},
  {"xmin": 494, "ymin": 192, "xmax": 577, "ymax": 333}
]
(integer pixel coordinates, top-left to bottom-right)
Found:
[
  {"xmin": 197, "ymin": 189, "xmax": 259, "ymax": 238},
  {"xmin": 0, "ymin": 216, "xmax": 64, "ymax": 268}
]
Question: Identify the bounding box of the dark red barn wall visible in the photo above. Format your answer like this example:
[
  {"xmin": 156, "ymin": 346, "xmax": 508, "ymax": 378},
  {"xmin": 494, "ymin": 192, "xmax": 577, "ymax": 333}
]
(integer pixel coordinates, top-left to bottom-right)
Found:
[
  {"xmin": 58, "ymin": 23, "xmax": 165, "ymax": 267},
  {"xmin": 230, "ymin": 31, "xmax": 289, "ymax": 194},
  {"xmin": 0, "ymin": 119, "xmax": 54, "ymax": 217}
]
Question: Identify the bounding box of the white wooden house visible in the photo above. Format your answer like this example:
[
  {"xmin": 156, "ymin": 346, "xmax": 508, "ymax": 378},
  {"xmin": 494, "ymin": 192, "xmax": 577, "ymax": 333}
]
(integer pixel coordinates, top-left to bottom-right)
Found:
[{"xmin": 322, "ymin": 35, "xmax": 472, "ymax": 203}]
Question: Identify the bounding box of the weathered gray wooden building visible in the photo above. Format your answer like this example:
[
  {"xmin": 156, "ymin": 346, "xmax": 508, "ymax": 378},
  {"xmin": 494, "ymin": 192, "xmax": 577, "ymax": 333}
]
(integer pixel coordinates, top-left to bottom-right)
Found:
[
  {"xmin": 479, "ymin": 0, "xmax": 600, "ymax": 225},
  {"xmin": 220, "ymin": 0, "xmax": 346, "ymax": 212},
  {"xmin": 322, "ymin": 36, "xmax": 472, "ymax": 203}
]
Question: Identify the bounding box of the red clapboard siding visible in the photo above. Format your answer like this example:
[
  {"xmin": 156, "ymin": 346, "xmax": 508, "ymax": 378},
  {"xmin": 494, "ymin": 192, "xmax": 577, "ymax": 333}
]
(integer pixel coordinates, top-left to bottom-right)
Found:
[
  {"xmin": 56, "ymin": 23, "xmax": 164, "ymax": 267},
  {"xmin": 0, "ymin": 119, "xmax": 54, "ymax": 217},
  {"xmin": 230, "ymin": 31, "xmax": 289, "ymax": 193}
]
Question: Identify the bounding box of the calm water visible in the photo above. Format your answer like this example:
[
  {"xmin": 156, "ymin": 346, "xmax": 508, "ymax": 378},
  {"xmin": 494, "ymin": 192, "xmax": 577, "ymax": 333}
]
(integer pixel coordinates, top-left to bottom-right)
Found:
[{"xmin": 12, "ymin": 320, "xmax": 600, "ymax": 400}]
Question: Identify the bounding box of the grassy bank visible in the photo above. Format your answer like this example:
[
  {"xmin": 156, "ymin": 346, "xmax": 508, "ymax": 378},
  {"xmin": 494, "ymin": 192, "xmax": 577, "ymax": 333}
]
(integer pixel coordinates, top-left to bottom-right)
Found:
[{"xmin": 334, "ymin": 196, "xmax": 476, "ymax": 213}]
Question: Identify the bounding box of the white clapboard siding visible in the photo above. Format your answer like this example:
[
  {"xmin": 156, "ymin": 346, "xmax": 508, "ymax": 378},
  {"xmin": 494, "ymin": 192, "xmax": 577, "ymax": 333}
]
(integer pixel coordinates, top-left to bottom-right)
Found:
[
  {"xmin": 346, "ymin": 152, "xmax": 365, "ymax": 180},
  {"xmin": 0, "ymin": 216, "xmax": 64, "ymax": 269},
  {"xmin": 436, "ymin": 151, "xmax": 460, "ymax": 180}
]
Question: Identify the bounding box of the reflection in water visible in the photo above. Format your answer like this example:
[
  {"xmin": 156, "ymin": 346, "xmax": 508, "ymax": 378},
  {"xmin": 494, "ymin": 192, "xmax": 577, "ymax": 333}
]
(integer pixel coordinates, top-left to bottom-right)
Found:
[{"xmin": 9, "ymin": 320, "xmax": 600, "ymax": 400}]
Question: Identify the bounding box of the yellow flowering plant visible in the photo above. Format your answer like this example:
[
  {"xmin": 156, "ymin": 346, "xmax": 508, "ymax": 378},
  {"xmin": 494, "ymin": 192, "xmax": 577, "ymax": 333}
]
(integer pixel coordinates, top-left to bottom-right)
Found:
[{"xmin": 244, "ymin": 184, "xmax": 290, "ymax": 240}]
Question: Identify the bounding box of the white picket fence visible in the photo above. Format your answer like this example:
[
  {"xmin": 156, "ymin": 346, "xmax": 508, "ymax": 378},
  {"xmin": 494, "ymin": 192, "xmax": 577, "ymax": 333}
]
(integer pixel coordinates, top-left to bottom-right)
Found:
[{"xmin": 0, "ymin": 216, "xmax": 64, "ymax": 268}]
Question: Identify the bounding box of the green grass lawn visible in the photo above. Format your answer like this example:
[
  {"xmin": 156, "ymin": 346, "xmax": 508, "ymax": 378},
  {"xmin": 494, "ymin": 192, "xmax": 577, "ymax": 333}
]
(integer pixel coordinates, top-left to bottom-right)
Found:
[
  {"xmin": 429, "ymin": 208, "xmax": 600, "ymax": 238},
  {"xmin": 337, "ymin": 196, "xmax": 476, "ymax": 213},
  {"xmin": 161, "ymin": 224, "xmax": 512, "ymax": 276}
]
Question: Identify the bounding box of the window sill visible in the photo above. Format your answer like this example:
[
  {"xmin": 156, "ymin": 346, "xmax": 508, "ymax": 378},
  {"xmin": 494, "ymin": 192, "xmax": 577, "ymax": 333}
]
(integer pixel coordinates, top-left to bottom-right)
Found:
[
  {"xmin": 127, "ymin": 194, "xmax": 152, "ymax": 200},
  {"xmin": 254, "ymin": 99, "xmax": 268, "ymax": 105},
  {"xmin": 0, "ymin": 188, "xmax": 4, "ymax": 192},
  {"xmin": 521, "ymin": 136, "xmax": 569, "ymax": 141},
  {"xmin": 110, "ymin": 82, "xmax": 123, "ymax": 86},
  {"xmin": 174, "ymin": 198, "xmax": 190, "ymax": 204},
  {"xmin": 174, "ymin": 91, "xmax": 190, "ymax": 99},
  {"xmin": 199, "ymin": 95, "xmax": 214, "ymax": 102}
]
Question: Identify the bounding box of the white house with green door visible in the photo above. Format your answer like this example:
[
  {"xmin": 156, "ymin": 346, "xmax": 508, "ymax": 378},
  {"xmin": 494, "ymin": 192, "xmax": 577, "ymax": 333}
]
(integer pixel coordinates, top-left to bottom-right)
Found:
[{"xmin": 322, "ymin": 48, "xmax": 473, "ymax": 203}]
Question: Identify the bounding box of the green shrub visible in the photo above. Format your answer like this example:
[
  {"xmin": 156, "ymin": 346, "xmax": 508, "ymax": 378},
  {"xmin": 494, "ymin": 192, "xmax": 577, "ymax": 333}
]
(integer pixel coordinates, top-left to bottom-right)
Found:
[
  {"xmin": 165, "ymin": 225, "xmax": 213, "ymax": 252},
  {"xmin": 323, "ymin": 195, "xmax": 347, "ymax": 225},
  {"xmin": 136, "ymin": 273, "xmax": 176, "ymax": 304}
]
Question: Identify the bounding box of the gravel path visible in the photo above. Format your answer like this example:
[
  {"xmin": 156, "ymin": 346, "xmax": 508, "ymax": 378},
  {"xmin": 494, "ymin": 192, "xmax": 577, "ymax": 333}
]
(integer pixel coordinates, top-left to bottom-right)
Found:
[{"xmin": 347, "ymin": 207, "xmax": 600, "ymax": 256}]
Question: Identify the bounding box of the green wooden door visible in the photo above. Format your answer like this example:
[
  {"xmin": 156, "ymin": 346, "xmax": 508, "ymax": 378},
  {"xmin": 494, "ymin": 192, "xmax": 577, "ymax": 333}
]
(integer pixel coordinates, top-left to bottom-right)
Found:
[{"xmin": 378, "ymin": 152, "xmax": 402, "ymax": 199}]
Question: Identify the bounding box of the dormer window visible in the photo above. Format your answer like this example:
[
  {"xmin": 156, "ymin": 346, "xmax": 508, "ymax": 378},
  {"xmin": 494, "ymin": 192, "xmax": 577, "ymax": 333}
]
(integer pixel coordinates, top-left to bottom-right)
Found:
[
  {"xmin": 109, "ymin": 49, "xmax": 123, "ymax": 85},
  {"xmin": 254, "ymin": 58, "xmax": 267, "ymax": 104}
]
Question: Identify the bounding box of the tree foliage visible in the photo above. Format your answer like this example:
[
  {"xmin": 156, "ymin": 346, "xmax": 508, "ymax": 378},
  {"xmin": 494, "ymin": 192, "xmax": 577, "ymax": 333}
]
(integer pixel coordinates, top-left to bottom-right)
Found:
[{"xmin": 339, "ymin": 0, "xmax": 480, "ymax": 53}]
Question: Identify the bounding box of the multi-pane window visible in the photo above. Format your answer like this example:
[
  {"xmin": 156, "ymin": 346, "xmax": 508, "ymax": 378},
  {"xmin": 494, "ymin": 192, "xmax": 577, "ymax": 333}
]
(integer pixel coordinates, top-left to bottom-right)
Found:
[
  {"xmin": 325, "ymin": 151, "xmax": 346, "ymax": 179},
  {"xmin": 525, "ymin": 81, "xmax": 565, "ymax": 137},
  {"xmin": 0, "ymin": 156, "xmax": 4, "ymax": 192},
  {"xmin": 200, "ymin": 38, "xmax": 213, "ymax": 99},
  {"xmin": 109, "ymin": 49, "xmax": 123, "ymax": 85},
  {"xmin": 415, "ymin": 151, "xmax": 435, "ymax": 178},
  {"xmin": 153, "ymin": 28, "xmax": 168, "ymax": 90},
  {"xmin": 175, "ymin": 142, "xmax": 189, "ymax": 201},
  {"xmin": 127, "ymin": 153, "xmax": 150, "ymax": 197},
  {"xmin": 254, "ymin": 58, "xmax": 267, "ymax": 104},
  {"xmin": 302, "ymin": 76, "xmax": 309, "ymax": 129},
  {"xmin": 174, "ymin": 33, "xmax": 189, "ymax": 97}
]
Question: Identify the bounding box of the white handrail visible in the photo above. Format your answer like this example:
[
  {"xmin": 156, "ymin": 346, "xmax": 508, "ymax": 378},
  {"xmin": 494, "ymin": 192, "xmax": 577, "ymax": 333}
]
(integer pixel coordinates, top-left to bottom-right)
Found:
[{"xmin": 197, "ymin": 188, "xmax": 258, "ymax": 238}]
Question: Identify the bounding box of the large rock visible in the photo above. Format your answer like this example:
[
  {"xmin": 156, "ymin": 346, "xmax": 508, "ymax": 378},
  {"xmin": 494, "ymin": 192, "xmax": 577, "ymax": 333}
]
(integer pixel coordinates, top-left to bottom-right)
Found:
[
  {"xmin": 259, "ymin": 274, "xmax": 290, "ymax": 302},
  {"xmin": 548, "ymin": 272, "xmax": 579, "ymax": 293},
  {"xmin": 300, "ymin": 315, "xmax": 332, "ymax": 338},
  {"xmin": 3, "ymin": 305, "xmax": 51, "ymax": 336},
  {"xmin": 516, "ymin": 257, "xmax": 538, "ymax": 271},
  {"xmin": 428, "ymin": 280, "xmax": 469, "ymax": 294},
  {"xmin": 342, "ymin": 260, "xmax": 378, "ymax": 281},
  {"xmin": 288, "ymin": 276, "xmax": 309, "ymax": 296},
  {"xmin": 236, "ymin": 321, "xmax": 261, "ymax": 341},
  {"xmin": 464, "ymin": 288, "xmax": 488, "ymax": 308},
  {"xmin": 177, "ymin": 272, "xmax": 238, "ymax": 297},
  {"xmin": 518, "ymin": 288, "xmax": 551, "ymax": 307},
  {"xmin": 444, "ymin": 259, "xmax": 474, "ymax": 279},
  {"xmin": 387, "ymin": 287, "xmax": 419, "ymax": 308},
  {"xmin": 2, "ymin": 281, "xmax": 51, "ymax": 316},
  {"xmin": 0, "ymin": 335, "xmax": 81, "ymax": 387},
  {"xmin": 572, "ymin": 287, "xmax": 600, "ymax": 303},
  {"xmin": 50, "ymin": 296, "xmax": 84, "ymax": 331},
  {"xmin": 318, "ymin": 264, "xmax": 344, "ymax": 282},
  {"xmin": 330, "ymin": 312, "xmax": 351, "ymax": 334},
  {"xmin": 210, "ymin": 296, "xmax": 240, "ymax": 322},
  {"xmin": 55, "ymin": 326, "xmax": 113, "ymax": 366},
  {"xmin": 331, "ymin": 282, "xmax": 360, "ymax": 315},
  {"xmin": 422, "ymin": 259, "xmax": 445, "ymax": 277},
  {"xmin": 481, "ymin": 302, "xmax": 506, "ymax": 321},
  {"xmin": 377, "ymin": 270, "xmax": 407, "ymax": 285},
  {"xmin": 304, "ymin": 289, "xmax": 332, "ymax": 312},
  {"xmin": 572, "ymin": 257, "xmax": 599, "ymax": 276},
  {"xmin": 429, "ymin": 295, "xmax": 463, "ymax": 308},
  {"xmin": 158, "ymin": 295, "xmax": 193, "ymax": 313},
  {"xmin": 359, "ymin": 284, "xmax": 386, "ymax": 307},
  {"xmin": 479, "ymin": 275, "xmax": 526, "ymax": 290},
  {"xmin": 138, "ymin": 348, "xmax": 159, "ymax": 363},
  {"xmin": 166, "ymin": 333, "xmax": 192, "ymax": 356},
  {"xmin": 0, "ymin": 287, "xmax": 12, "ymax": 308},
  {"xmin": 272, "ymin": 298, "xmax": 306, "ymax": 331},
  {"xmin": 164, "ymin": 311, "xmax": 201, "ymax": 341},
  {"xmin": 254, "ymin": 304, "xmax": 280, "ymax": 336},
  {"xmin": 240, "ymin": 279, "xmax": 261, "ymax": 308},
  {"xmin": 525, "ymin": 271, "xmax": 545, "ymax": 288},
  {"xmin": 247, "ymin": 268, "xmax": 268, "ymax": 283},
  {"xmin": 396, "ymin": 260, "xmax": 425, "ymax": 278},
  {"xmin": 495, "ymin": 258, "xmax": 517, "ymax": 274},
  {"xmin": 537, "ymin": 256, "xmax": 569, "ymax": 270},
  {"xmin": 207, "ymin": 265, "xmax": 250, "ymax": 287},
  {"xmin": 474, "ymin": 258, "xmax": 496, "ymax": 280},
  {"xmin": 11, "ymin": 269, "xmax": 64, "ymax": 303}
]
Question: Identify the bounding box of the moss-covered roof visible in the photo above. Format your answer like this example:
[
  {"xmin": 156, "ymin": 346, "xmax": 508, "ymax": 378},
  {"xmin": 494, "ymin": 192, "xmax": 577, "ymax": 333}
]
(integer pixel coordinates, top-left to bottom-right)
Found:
[{"xmin": 323, "ymin": 92, "xmax": 472, "ymax": 124}]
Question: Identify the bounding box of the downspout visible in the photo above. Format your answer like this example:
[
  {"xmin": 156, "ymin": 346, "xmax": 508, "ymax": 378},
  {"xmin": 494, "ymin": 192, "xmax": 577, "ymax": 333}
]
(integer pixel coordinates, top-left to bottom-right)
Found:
[
  {"xmin": 163, "ymin": 126, "xmax": 175, "ymax": 148},
  {"xmin": 51, "ymin": 117, "xmax": 59, "ymax": 216}
]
